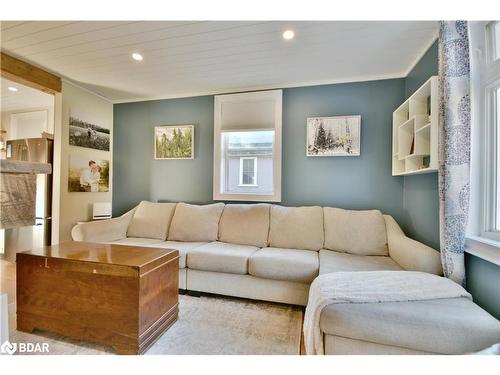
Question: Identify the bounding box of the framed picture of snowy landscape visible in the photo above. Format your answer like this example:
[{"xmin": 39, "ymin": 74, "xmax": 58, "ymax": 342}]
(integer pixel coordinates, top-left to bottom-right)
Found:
[{"xmin": 306, "ymin": 115, "xmax": 361, "ymax": 157}]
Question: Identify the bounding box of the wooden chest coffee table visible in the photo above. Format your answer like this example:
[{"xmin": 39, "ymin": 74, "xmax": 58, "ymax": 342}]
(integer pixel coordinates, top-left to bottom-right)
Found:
[{"xmin": 16, "ymin": 241, "xmax": 179, "ymax": 354}]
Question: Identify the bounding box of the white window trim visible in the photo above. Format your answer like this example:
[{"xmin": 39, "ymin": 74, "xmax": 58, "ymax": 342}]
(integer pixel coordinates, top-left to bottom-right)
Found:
[
  {"xmin": 481, "ymin": 80, "xmax": 500, "ymax": 242},
  {"xmin": 238, "ymin": 157, "xmax": 258, "ymax": 187},
  {"xmin": 213, "ymin": 90, "xmax": 282, "ymax": 202},
  {"xmin": 485, "ymin": 21, "xmax": 499, "ymax": 63},
  {"xmin": 467, "ymin": 21, "xmax": 500, "ymax": 262}
]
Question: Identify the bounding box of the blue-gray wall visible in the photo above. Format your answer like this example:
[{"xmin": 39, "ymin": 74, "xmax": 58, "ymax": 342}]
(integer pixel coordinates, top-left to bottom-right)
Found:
[
  {"xmin": 114, "ymin": 78, "xmax": 405, "ymax": 223},
  {"xmin": 281, "ymin": 80, "xmax": 404, "ymax": 221},
  {"xmin": 466, "ymin": 253, "xmax": 500, "ymax": 319},
  {"xmin": 403, "ymin": 40, "xmax": 500, "ymax": 319},
  {"xmin": 113, "ymin": 96, "xmax": 215, "ymax": 211},
  {"xmin": 402, "ymin": 41, "xmax": 440, "ymax": 250}
]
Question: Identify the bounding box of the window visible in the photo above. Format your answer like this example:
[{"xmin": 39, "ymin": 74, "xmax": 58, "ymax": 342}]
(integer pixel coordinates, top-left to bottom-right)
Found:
[
  {"xmin": 468, "ymin": 21, "xmax": 500, "ymax": 248},
  {"xmin": 239, "ymin": 157, "xmax": 257, "ymax": 186},
  {"xmin": 213, "ymin": 90, "xmax": 282, "ymax": 201},
  {"xmin": 222, "ymin": 131, "xmax": 273, "ymax": 193}
]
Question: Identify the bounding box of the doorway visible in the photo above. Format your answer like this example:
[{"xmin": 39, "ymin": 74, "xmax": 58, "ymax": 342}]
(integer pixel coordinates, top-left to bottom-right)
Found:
[{"xmin": 0, "ymin": 77, "xmax": 55, "ymax": 259}]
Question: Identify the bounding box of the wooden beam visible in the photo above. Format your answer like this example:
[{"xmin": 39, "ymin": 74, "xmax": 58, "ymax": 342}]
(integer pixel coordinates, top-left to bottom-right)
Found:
[{"xmin": 0, "ymin": 52, "xmax": 61, "ymax": 94}]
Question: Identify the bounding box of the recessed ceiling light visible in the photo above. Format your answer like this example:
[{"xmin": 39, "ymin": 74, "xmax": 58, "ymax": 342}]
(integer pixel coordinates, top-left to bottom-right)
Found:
[
  {"xmin": 7, "ymin": 86, "xmax": 18, "ymax": 92},
  {"xmin": 132, "ymin": 53, "xmax": 143, "ymax": 61},
  {"xmin": 282, "ymin": 30, "xmax": 295, "ymax": 40}
]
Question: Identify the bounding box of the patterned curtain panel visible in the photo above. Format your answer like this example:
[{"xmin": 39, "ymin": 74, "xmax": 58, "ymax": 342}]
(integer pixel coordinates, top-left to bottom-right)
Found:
[{"xmin": 438, "ymin": 21, "xmax": 471, "ymax": 286}]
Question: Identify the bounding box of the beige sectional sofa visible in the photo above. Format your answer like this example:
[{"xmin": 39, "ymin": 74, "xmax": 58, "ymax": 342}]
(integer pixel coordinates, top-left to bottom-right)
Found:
[
  {"xmin": 71, "ymin": 202, "xmax": 500, "ymax": 355},
  {"xmin": 72, "ymin": 201, "xmax": 442, "ymax": 306}
]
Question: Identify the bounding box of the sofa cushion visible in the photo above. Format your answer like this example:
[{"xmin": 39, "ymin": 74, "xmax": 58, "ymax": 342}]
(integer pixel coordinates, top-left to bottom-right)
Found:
[
  {"xmin": 218, "ymin": 204, "xmax": 270, "ymax": 247},
  {"xmin": 319, "ymin": 249, "xmax": 401, "ymax": 274},
  {"xmin": 168, "ymin": 202, "xmax": 225, "ymax": 242},
  {"xmin": 187, "ymin": 241, "xmax": 258, "ymax": 274},
  {"xmin": 127, "ymin": 201, "xmax": 176, "ymax": 240},
  {"xmin": 269, "ymin": 205, "xmax": 324, "ymax": 251},
  {"xmin": 146, "ymin": 241, "xmax": 207, "ymax": 268},
  {"xmin": 320, "ymin": 297, "xmax": 500, "ymax": 354},
  {"xmin": 323, "ymin": 207, "xmax": 388, "ymax": 256},
  {"xmin": 249, "ymin": 247, "xmax": 319, "ymax": 283},
  {"xmin": 106, "ymin": 237, "xmax": 165, "ymax": 247}
]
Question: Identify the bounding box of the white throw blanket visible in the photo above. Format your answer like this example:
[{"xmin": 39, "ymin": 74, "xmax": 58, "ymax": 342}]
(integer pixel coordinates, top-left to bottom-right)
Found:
[{"xmin": 303, "ymin": 271, "xmax": 472, "ymax": 355}]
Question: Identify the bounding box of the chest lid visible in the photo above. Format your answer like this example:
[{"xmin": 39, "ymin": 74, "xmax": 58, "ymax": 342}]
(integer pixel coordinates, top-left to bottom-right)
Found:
[{"xmin": 18, "ymin": 241, "xmax": 178, "ymax": 275}]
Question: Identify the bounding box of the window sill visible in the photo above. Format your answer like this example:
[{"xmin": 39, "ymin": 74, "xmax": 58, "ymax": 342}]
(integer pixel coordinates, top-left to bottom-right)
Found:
[
  {"xmin": 214, "ymin": 191, "xmax": 281, "ymax": 202},
  {"xmin": 465, "ymin": 236, "xmax": 500, "ymax": 266}
]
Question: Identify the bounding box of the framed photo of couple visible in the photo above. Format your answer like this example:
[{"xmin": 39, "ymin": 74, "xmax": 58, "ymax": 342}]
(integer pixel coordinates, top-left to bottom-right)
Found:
[{"xmin": 68, "ymin": 155, "xmax": 110, "ymax": 193}]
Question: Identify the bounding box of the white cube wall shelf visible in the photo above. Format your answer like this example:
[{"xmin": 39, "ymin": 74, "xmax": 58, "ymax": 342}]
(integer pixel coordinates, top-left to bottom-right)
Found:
[{"xmin": 392, "ymin": 76, "xmax": 438, "ymax": 176}]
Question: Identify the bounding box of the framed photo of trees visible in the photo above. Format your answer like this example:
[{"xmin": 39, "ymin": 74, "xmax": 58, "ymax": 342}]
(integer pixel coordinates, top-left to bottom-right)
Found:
[
  {"xmin": 154, "ymin": 125, "xmax": 194, "ymax": 159},
  {"xmin": 306, "ymin": 115, "xmax": 361, "ymax": 157}
]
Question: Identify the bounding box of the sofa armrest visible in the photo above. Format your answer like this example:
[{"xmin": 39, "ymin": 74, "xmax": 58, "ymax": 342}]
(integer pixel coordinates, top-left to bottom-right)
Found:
[
  {"xmin": 384, "ymin": 215, "xmax": 443, "ymax": 275},
  {"xmin": 71, "ymin": 208, "xmax": 136, "ymax": 243}
]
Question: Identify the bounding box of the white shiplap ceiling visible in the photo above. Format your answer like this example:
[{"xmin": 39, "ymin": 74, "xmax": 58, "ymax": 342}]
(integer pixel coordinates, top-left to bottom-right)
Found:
[
  {"xmin": 0, "ymin": 21, "xmax": 438, "ymax": 102},
  {"xmin": 1, "ymin": 77, "xmax": 54, "ymax": 112}
]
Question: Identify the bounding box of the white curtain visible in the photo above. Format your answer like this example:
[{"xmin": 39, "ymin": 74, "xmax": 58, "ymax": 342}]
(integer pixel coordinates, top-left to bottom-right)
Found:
[{"xmin": 438, "ymin": 21, "xmax": 471, "ymax": 286}]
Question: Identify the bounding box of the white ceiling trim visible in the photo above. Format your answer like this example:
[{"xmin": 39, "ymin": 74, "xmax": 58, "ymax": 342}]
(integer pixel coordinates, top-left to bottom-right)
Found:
[{"xmin": 111, "ymin": 71, "xmax": 407, "ymax": 104}]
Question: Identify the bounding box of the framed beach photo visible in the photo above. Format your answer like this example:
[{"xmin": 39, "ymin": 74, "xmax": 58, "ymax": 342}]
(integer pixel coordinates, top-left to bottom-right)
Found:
[
  {"xmin": 306, "ymin": 115, "xmax": 361, "ymax": 157},
  {"xmin": 154, "ymin": 125, "xmax": 194, "ymax": 160}
]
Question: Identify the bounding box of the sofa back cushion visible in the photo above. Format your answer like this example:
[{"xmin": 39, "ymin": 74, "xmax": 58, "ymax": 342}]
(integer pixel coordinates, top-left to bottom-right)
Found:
[
  {"xmin": 127, "ymin": 201, "xmax": 177, "ymax": 240},
  {"xmin": 323, "ymin": 207, "xmax": 388, "ymax": 256},
  {"xmin": 168, "ymin": 202, "xmax": 225, "ymax": 242},
  {"xmin": 269, "ymin": 205, "xmax": 324, "ymax": 251},
  {"xmin": 218, "ymin": 204, "xmax": 270, "ymax": 247}
]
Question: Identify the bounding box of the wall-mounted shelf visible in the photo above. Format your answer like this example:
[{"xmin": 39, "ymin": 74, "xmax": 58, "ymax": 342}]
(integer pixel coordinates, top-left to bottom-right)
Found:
[{"xmin": 392, "ymin": 76, "xmax": 438, "ymax": 176}]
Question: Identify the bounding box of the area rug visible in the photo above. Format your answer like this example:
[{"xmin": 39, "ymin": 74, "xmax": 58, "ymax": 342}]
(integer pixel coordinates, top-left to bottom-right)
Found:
[{"xmin": 9, "ymin": 294, "xmax": 303, "ymax": 355}]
